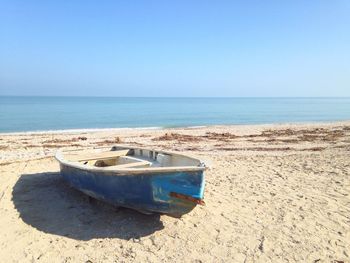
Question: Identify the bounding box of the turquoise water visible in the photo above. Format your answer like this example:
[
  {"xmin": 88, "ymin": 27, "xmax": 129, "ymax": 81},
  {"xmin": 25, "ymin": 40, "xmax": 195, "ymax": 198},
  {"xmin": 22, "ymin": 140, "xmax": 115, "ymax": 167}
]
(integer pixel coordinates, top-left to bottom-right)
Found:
[{"xmin": 0, "ymin": 97, "xmax": 350, "ymax": 133}]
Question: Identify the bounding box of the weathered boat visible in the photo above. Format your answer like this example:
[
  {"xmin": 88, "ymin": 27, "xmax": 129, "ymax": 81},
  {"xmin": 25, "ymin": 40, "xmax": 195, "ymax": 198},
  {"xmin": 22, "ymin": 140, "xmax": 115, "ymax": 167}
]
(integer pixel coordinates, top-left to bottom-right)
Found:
[{"xmin": 55, "ymin": 146, "xmax": 206, "ymax": 217}]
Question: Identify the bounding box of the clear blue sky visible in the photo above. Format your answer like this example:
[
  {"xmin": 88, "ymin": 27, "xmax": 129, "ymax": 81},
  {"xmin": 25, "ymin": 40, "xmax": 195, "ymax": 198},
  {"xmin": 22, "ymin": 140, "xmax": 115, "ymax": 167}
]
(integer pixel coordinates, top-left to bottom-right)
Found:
[{"xmin": 0, "ymin": 1, "xmax": 349, "ymax": 97}]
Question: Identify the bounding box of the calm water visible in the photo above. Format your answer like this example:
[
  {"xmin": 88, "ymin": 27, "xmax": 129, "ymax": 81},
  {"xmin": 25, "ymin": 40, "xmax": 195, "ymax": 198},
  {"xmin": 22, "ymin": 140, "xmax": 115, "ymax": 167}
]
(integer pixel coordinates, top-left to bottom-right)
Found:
[{"xmin": 0, "ymin": 97, "xmax": 350, "ymax": 133}]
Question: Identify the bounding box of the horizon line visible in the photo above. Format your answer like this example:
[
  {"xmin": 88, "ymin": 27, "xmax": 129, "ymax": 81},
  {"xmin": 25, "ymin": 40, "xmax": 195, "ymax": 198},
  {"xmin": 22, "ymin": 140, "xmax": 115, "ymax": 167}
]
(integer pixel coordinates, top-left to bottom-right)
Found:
[{"xmin": 1, "ymin": 95, "xmax": 350, "ymax": 99}]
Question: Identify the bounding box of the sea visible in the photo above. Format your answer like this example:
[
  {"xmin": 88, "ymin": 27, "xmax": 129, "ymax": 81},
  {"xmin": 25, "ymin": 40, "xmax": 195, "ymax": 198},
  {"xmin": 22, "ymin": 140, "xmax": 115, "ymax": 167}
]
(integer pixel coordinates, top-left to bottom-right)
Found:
[{"xmin": 0, "ymin": 96, "xmax": 350, "ymax": 133}]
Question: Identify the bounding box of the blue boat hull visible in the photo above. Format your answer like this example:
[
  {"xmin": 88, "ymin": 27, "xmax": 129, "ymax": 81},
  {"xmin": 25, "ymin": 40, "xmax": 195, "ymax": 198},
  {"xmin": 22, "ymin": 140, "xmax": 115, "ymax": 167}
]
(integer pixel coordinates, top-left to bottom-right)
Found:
[{"xmin": 59, "ymin": 164, "xmax": 205, "ymax": 217}]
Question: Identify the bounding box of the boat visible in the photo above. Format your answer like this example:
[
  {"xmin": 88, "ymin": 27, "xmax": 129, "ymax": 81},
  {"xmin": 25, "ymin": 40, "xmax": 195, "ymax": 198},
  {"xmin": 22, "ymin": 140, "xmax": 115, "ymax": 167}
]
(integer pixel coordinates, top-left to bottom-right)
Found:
[{"xmin": 55, "ymin": 146, "xmax": 207, "ymax": 217}]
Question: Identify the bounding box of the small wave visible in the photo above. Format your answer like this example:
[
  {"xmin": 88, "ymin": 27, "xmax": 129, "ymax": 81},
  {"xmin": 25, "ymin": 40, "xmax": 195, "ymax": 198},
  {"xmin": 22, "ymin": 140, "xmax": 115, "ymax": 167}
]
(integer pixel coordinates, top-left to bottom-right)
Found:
[{"xmin": 0, "ymin": 126, "xmax": 165, "ymax": 135}]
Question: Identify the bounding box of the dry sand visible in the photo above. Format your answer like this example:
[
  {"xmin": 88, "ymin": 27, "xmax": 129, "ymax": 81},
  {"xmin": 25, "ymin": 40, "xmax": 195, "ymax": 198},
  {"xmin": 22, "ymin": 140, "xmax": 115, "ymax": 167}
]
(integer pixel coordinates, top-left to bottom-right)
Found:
[{"xmin": 0, "ymin": 121, "xmax": 350, "ymax": 262}]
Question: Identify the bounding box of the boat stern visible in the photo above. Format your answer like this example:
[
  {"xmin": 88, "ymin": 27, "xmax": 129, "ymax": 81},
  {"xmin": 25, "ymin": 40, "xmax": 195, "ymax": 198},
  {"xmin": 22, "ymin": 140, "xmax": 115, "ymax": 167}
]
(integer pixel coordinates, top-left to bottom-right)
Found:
[{"xmin": 151, "ymin": 170, "xmax": 205, "ymax": 217}]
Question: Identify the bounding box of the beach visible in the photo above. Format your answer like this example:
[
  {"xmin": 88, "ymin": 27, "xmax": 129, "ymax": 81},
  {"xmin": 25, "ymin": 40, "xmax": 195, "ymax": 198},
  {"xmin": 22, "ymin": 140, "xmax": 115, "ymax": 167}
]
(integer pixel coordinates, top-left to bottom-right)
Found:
[{"xmin": 0, "ymin": 121, "xmax": 349, "ymax": 262}]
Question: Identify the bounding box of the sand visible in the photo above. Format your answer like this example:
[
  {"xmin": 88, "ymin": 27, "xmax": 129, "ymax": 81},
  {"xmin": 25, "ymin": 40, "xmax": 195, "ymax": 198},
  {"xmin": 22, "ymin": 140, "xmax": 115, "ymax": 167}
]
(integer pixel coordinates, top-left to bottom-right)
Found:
[{"xmin": 0, "ymin": 121, "xmax": 350, "ymax": 262}]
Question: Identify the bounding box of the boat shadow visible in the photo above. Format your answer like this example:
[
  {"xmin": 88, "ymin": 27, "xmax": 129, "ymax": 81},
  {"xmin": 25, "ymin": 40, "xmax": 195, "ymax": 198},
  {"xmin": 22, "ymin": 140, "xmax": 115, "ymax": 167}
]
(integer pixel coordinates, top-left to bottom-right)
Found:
[{"xmin": 12, "ymin": 172, "xmax": 164, "ymax": 241}]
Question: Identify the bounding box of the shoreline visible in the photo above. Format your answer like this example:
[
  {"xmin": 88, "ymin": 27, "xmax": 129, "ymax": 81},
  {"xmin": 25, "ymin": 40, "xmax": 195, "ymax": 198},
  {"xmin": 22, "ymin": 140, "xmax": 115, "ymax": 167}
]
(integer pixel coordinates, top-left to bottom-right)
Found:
[
  {"xmin": 1, "ymin": 119, "xmax": 350, "ymax": 136},
  {"xmin": 0, "ymin": 120, "xmax": 349, "ymax": 262}
]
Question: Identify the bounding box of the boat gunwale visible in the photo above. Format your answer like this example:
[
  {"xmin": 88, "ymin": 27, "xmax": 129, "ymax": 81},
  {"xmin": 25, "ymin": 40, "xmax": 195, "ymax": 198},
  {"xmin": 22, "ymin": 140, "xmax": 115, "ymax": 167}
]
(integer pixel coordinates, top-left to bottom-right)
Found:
[{"xmin": 55, "ymin": 145, "xmax": 207, "ymax": 175}]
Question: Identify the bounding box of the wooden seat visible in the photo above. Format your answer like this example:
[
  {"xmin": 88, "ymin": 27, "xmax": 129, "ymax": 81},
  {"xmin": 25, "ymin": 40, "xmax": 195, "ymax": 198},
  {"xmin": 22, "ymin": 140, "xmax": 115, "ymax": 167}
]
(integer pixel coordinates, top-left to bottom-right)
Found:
[
  {"xmin": 105, "ymin": 160, "xmax": 152, "ymax": 169},
  {"xmin": 67, "ymin": 149, "xmax": 130, "ymax": 162}
]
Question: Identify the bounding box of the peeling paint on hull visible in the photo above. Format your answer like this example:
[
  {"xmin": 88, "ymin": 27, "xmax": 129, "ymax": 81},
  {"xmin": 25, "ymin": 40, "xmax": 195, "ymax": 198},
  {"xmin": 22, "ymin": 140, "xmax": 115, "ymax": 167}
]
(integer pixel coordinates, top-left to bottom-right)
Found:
[{"xmin": 59, "ymin": 164, "xmax": 205, "ymax": 217}]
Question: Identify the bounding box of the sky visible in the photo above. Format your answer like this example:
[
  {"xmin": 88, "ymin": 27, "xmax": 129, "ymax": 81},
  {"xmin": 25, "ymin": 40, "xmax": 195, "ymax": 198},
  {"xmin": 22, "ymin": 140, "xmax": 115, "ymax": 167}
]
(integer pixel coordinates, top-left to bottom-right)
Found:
[{"xmin": 0, "ymin": 0, "xmax": 349, "ymax": 97}]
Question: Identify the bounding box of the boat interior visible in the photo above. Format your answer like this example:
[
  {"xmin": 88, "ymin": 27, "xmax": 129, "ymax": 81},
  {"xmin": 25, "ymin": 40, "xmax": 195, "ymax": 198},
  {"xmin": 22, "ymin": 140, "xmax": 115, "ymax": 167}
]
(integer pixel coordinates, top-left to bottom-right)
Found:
[{"xmin": 63, "ymin": 147, "xmax": 202, "ymax": 169}]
